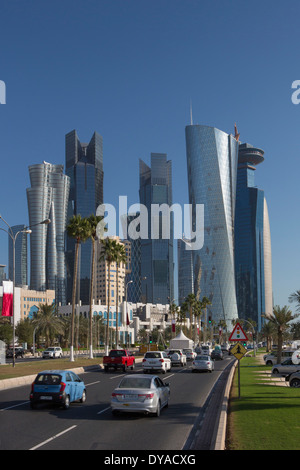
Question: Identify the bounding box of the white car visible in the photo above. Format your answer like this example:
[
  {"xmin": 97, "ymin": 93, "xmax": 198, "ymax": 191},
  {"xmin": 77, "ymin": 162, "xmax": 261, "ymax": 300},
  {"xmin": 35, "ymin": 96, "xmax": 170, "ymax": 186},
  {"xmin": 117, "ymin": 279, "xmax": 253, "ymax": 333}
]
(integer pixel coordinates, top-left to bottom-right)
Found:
[
  {"xmin": 200, "ymin": 344, "xmax": 212, "ymax": 355},
  {"xmin": 142, "ymin": 351, "xmax": 171, "ymax": 374},
  {"xmin": 192, "ymin": 355, "xmax": 214, "ymax": 373},
  {"xmin": 183, "ymin": 349, "xmax": 197, "ymax": 361},
  {"xmin": 167, "ymin": 349, "xmax": 187, "ymax": 366},
  {"xmin": 42, "ymin": 347, "xmax": 63, "ymax": 359},
  {"xmin": 264, "ymin": 350, "xmax": 294, "ymax": 366}
]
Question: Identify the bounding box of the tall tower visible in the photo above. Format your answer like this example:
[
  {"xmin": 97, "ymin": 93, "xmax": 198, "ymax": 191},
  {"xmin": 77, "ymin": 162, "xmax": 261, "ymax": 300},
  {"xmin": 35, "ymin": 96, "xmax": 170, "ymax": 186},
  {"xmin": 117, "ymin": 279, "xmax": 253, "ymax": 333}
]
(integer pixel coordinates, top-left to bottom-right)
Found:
[
  {"xmin": 8, "ymin": 225, "xmax": 28, "ymax": 286},
  {"xmin": 27, "ymin": 163, "xmax": 70, "ymax": 304},
  {"xmin": 65, "ymin": 130, "xmax": 104, "ymax": 305},
  {"xmin": 185, "ymin": 124, "xmax": 239, "ymax": 327},
  {"xmin": 139, "ymin": 153, "xmax": 174, "ymax": 305},
  {"xmin": 235, "ymin": 142, "xmax": 273, "ymax": 330}
]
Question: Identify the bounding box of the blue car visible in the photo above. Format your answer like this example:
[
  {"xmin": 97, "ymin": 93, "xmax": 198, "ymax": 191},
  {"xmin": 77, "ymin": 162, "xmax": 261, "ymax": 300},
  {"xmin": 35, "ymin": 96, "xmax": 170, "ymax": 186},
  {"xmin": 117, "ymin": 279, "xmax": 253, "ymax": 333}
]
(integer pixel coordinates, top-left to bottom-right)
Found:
[{"xmin": 30, "ymin": 370, "xmax": 87, "ymax": 409}]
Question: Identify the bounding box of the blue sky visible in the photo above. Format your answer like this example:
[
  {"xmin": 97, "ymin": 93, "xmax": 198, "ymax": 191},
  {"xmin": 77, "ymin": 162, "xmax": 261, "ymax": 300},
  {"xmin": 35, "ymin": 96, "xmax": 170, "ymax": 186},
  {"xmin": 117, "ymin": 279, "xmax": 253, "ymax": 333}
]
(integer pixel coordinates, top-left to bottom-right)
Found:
[{"xmin": 0, "ymin": 0, "xmax": 299, "ymax": 313}]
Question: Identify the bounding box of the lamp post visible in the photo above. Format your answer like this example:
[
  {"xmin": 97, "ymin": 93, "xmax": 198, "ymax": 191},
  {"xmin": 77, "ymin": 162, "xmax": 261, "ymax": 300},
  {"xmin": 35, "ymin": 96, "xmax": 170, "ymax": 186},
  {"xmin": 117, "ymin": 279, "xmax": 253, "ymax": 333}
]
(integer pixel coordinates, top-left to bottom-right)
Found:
[
  {"xmin": 125, "ymin": 280, "xmax": 133, "ymax": 348},
  {"xmin": 0, "ymin": 216, "xmax": 51, "ymax": 367}
]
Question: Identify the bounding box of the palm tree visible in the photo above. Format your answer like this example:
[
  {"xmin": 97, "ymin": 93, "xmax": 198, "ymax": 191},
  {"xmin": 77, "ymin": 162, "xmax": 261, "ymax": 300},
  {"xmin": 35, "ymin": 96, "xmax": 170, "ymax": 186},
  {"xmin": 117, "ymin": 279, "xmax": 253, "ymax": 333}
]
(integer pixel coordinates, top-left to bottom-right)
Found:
[
  {"xmin": 99, "ymin": 237, "xmax": 119, "ymax": 355},
  {"xmin": 263, "ymin": 305, "xmax": 299, "ymax": 363},
  {"xmin": 201, "ymin": 296, "xmax": 212, "ymax": 343},
  {"xmin": 289, "ymin": 290, "xmax": 300, "ymax": 312},
  {"xmin": 86, "ymin": 214, "xmax": 106, "ymax": 359},
  {"xmin": 67, "ymin": 214, "xmax": 91, "ymax": 361},
  {"xmin": 185, "ymin": 293, "xmax": 196, "ymax": 338},
  {"xmin": 33, "ymin": 303, "xmax": 64, "ymax": 348},
  {"xmin": 193, "ymin": 300, "xmax": 203, "ymax": 344},
  {"xmin": 114, "ymin": 242, "xmax": 127, "ymax": 348}
]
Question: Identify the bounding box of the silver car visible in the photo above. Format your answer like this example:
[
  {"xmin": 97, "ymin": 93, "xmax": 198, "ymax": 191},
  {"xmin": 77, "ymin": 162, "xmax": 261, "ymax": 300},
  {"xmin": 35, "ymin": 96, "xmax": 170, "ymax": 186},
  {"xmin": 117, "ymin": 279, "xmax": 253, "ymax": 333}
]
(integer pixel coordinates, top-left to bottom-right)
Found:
[
  {"xmin": 286, "ymin": 371, "xmax": 300, "ymax": 387},
  {"xmin": 271, "ymin": 358, "xmax": 300, "ymax": 376},
  {"xmin": 192, "ymin": 355, "xmax": 214, "ymax": 373},
  {"xmin": 111, "ymin": 374, "xmax": 170, "ymax": 417}
]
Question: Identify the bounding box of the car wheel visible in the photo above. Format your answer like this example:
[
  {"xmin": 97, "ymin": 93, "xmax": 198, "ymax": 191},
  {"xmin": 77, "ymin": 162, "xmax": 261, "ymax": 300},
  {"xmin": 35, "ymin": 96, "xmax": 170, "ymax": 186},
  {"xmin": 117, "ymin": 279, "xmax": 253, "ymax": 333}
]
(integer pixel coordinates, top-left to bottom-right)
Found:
[
  {"xmin": 80, "ymin": 390, "xmax": 87, "ymax": 403},
  {"xmin": 131, "ymin": 361, "xmax": 135, "ymax": 370},
  {"xmin": 162, "ymin": 368, "xmax": 166, "ymax": 374},
  {"xmin": 63, "ymin": 395, "xmax": 70, "ymax": 409},
  {"xmin": 154, "ymin": 400, "xmax": 161, "ymax": 417},
  {"xmin": 290, "ymin": 378, "xmax": 300, "ymax": 388},
  {"xmin": 273, "ymin": 369, "xmax": 279, "ymax": 374}
]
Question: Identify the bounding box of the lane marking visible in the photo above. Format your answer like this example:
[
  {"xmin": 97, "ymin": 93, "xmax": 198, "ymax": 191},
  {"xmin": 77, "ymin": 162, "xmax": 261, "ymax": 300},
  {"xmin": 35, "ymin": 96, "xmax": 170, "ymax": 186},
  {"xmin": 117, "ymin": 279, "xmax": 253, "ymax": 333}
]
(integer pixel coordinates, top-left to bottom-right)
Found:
[
  {"xmin": 97, "ymin": 406, "xmax": 111, "ymax": 415},
  {"xmin": 85, "ymin": 381, "xmax": 101, "ymax": 386},
  {"xmin": 0, "ymin": 401, "xmax": 30, "ymax": 412},
  {"xmin": 29, "ymin": 425, "xmax": 77, "ymax": 450}
]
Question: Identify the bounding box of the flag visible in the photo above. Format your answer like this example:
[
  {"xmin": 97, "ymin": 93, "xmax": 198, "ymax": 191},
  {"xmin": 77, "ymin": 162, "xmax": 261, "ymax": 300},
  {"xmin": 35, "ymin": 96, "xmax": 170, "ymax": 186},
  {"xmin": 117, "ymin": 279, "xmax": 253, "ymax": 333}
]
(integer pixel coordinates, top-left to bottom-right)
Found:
[
  {"xmin": 126, "ymin": 313, "xmax": 130, "ymax": 326},
  {"xmin": 2, "ymin": 281, "xmax": 13, "ymax": 317},
  {"xmin": 172, "ymin": 319, "xmax": 175, "ymax": 332}
]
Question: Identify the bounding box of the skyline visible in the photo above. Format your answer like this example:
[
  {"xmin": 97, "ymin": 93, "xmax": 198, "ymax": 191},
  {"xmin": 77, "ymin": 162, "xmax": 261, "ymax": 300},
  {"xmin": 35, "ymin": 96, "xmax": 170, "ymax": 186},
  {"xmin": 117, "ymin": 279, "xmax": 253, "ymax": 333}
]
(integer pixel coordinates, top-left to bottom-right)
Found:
[{"xmin": 0, "ymin": 1, "xmax": 299, "ymax": 314}]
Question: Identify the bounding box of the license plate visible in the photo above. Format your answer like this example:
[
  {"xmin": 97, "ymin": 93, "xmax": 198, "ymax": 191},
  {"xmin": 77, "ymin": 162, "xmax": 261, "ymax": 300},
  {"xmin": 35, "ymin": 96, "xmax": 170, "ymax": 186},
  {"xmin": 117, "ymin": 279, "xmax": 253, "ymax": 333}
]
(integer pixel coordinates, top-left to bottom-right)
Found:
[
  {"xmin": 124, "ymin": 394, "xmax": 137, "ymax": 399},
  {"xmin": 149, "ymin": 361, "xmax": 156, "ymax": 364},
  {"xmin": 40, "ymin": 396, "xmax": 52, "ymax": 400}
]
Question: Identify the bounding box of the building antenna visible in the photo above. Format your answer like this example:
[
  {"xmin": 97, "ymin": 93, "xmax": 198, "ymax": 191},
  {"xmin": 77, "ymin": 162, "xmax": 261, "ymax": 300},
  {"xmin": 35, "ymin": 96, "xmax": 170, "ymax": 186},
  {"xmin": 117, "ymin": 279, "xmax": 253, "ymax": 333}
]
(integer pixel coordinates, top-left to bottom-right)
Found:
[{"xmin": 190, "ymin": 100, "xmax": 193, "ymax": 125}]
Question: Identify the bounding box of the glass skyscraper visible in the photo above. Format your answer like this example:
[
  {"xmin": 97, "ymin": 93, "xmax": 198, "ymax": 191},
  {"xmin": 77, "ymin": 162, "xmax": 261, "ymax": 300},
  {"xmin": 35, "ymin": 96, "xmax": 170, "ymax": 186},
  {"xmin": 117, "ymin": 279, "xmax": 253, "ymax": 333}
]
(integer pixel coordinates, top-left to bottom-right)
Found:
[
  {"xmin": 139, "ymin": 153, "xmax": 174, "ymax": 305},
  {"xmin": 235, "ymin": 143, "xmax": 273, "ymax": 330},
  {"xmin": 65, "ymin": 129, "xmax": 104, "ymax": 305},
  {"xmin": 185, "ymin": 124, "xmax": 239, "ymax": 327},
  {"xmin": 27, "ymin": 163, "xmax": 70, "ymax": 305},
  {"xmin": 8, "ymin": 225, "xmax": 28, "ymax": 287},
  {"xmin": 177, "ymin": 237, "xmax": 194, "ymax": 306}
]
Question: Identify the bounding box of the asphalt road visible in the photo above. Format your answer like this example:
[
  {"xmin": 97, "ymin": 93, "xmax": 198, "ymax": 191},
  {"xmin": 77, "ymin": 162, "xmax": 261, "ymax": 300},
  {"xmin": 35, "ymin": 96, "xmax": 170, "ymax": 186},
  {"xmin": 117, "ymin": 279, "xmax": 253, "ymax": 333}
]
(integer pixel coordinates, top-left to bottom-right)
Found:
[{"xmin": 0, "ymin": 356, "xmax": 233, "ymax": 450}]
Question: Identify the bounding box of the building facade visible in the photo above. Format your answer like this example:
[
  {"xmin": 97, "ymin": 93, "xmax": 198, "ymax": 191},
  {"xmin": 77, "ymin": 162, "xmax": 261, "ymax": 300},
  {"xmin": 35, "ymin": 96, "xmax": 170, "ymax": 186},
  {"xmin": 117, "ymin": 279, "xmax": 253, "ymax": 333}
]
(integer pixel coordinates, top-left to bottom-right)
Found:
[
  {"xmin": 235, "ymin": 142, "xmax": 273, "ymax": 330},
  {"xmin": 8, "ymin": 225, "xmax": 28, "ymax": 287},
  {"xmin": 177, "ymin": 237, "xmax": 194, "ymax": 306},
  {"xmin": 185, "ymin": 124, "xmax": 239, "ymax": 327},
  {"xmin": 65, "ymin": 129, "xmax": 104, "ymax": 305},
  {"xmin": 27, "ymin": 162, "xmax": 70, "ymax": 305},
  {"xmin": 139, "ymin": 153, "xmax": 174, "ymax": 305}
]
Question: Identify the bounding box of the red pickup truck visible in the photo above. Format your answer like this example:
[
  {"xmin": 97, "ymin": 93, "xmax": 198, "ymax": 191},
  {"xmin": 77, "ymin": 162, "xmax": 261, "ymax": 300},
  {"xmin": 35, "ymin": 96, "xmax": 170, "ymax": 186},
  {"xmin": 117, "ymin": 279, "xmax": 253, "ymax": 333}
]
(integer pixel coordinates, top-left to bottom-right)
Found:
[{"xmin": 103, "ymin": 349, "xmax": 135, "ymax": 372}]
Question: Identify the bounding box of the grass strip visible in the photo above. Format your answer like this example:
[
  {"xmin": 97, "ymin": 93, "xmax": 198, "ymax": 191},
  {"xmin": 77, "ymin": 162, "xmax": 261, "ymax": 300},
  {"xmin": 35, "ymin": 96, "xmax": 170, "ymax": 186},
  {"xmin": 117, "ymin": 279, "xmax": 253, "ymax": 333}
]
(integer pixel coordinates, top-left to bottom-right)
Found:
[{"xmin": 226, "ymin": 354, "xmax": 300, "ymax": 450}]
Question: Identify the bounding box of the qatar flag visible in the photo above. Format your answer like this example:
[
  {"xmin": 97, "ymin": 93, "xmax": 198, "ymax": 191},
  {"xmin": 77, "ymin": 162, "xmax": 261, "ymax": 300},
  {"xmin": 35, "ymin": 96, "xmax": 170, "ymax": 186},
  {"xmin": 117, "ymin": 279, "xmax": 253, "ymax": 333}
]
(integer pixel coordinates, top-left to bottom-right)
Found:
[
  {"xmin": 2, "ymin": 281, "xmax": 13, "ymax": 317},
  {"xmin": 172, "ymin": 319, "xmax": 176, "ymax": 332}
]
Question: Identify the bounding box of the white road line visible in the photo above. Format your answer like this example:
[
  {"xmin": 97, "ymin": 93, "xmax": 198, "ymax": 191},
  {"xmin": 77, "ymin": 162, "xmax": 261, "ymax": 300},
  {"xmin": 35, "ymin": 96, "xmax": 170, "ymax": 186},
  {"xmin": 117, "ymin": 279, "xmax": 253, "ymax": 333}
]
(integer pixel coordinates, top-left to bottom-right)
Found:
[
  {"xmin": 85, "ymin": 381, "xmax": 101, "ymax": 386},
  {"xmin": 29, "ymin": 425, "xmax": 77, "ymax": 450},
  {"xmin": 0, "ymin": 401, "xmax": 30, "ymax": 411},
  {"xmin": 97, "ymin": 406, "xmax": 111, "ymax": 415}
]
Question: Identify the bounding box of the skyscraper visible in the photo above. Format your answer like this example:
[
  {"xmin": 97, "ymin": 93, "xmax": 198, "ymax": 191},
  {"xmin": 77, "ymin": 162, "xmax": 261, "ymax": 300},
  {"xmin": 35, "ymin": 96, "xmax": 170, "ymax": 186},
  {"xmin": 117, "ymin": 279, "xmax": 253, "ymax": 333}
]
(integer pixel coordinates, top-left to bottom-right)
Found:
[
  {"xmin": 65, "ymin": 129, "xmax": 104, "ymax": 305},
  {"xmin": 27, "ymin": 162, "xmax": 70, "ymax": 304},
  {"xmin": 185, "ymin": 124, "xmax": 239, "ymax": 327},
  {"xmin": 177, "ymin": 237, "xmax": 194, "ymax": 306},
  {"xmin": 139, "ymin": 153, "xmax": 174, "ymax": 305},
  {"xmin": 8, "ymin": 225, "xmax": 28, "ymax": 286},
  {"xmin": 235, "ymin": 142, "xmax": 273, "ymax": 330}
]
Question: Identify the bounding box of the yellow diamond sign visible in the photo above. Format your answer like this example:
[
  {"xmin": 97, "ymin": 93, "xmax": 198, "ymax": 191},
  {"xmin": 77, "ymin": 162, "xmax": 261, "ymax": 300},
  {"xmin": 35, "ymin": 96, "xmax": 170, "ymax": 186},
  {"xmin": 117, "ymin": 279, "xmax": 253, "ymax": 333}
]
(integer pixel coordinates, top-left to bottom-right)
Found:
[{"xmin": 230, "ymin": 342, "xmax": 247, "ymax": 360}]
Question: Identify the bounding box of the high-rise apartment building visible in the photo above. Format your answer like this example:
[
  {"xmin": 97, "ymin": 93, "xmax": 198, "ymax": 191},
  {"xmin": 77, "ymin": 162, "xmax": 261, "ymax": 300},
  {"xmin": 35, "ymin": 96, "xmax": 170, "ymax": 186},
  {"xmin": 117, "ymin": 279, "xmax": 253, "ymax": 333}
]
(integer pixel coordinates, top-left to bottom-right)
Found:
[
  {"xmin": 235, "ymin": 142, "xmax": 273, "ymax": 330},
  {"xmin": 8, "ymin": 225, "xmax": 28, "ymax": 286},
  {"xmin": 139, "ymin": 153, "xmax": 174, "ymax": 305},
  {"xmin": 27, "ymin": 162, "xmax": 70, "ymax": 305},
  {"xmin": 185, "ymin": 124, "xmax": 239, "ymax": 327},
  {"xmin": 177, "ymin": 237, "xmax": 194, "ymax": 306},
  {"xmin": 65, "ymin": 129, "xmax": 104, "ymax": 305}
]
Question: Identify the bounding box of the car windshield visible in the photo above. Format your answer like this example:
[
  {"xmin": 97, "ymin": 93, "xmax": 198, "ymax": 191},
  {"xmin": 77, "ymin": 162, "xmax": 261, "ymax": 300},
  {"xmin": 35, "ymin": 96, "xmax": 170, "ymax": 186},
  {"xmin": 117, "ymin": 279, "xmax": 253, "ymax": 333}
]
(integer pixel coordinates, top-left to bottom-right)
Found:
[
  {"xmin": 196, "ymin": 355, "xmax": 209, "ymax": 361},
  {"xmin": 46, "ymin": 348, "xmax": 55, "ymax": 351},
  {"xmin": 109, "ymin": 350, "xmax": 126, "ymax": 357},
  {"xmin": 35, "ymin": 373, "xmax": 61, "ymax": 385},
  {"xmin": 145, "ymin": 352, "xmax": 161, "ymax": 358},
  {"xmin": 118, "ymin": 377, "xmax": 152, "ymax": 389}
]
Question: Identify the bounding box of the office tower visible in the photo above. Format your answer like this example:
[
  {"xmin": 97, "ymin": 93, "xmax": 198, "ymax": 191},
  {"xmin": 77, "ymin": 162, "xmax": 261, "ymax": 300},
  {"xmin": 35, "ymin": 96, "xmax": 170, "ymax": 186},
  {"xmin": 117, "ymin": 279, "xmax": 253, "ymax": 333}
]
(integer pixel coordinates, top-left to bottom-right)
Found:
[
  {"xmin": 27, "ymin": 162, "xmax": 70, "ymax": 305},
  {"xmin": 121, "ymin": 213, "xmax": 142, "ymax": 303},
  {"xmin": 65, "ymin": 129, "xmax": 104, "ymax": 305},
  {"xmin": 235, "ymin": 142, "xmax": 273, "ymax": 330},
  {"xmin": 8, "ymin": 225, "xmax": 28, "ymax": 286},
  {"xmin": 185, "ymin": 124, "xmax": 239, "ymax": 327},
  {"xmin": 139, "ymin": 153, "xmax": 174, "ymax": 305},
  {"xmin": 177, "ymin": 237, "xmax": 194, "ymax": 306}
]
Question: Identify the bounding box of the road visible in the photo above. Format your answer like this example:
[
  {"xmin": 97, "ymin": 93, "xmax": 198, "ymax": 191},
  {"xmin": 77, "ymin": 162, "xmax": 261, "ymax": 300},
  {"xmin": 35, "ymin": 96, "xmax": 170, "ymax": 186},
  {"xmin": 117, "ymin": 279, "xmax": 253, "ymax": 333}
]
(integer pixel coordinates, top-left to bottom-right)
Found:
[{"xmin": 0, "ymin": 356, "xmax": 234, "ymax": 450}]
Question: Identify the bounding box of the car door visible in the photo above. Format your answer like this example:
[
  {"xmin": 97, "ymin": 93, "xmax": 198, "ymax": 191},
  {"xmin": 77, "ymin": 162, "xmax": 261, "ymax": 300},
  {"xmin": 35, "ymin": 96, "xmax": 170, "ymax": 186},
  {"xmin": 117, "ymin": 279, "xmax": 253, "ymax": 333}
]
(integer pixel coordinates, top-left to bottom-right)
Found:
[
  {"xmin": 154, "ymin": 377, "xmax": 168, "ymax": 406},
  {"xmin": 65, "ymin": 372, "xmax": 75, "ymax": 402},
  {"xmin": 70, "ymin": 372, "xmax": 84, "ymax": 400}
]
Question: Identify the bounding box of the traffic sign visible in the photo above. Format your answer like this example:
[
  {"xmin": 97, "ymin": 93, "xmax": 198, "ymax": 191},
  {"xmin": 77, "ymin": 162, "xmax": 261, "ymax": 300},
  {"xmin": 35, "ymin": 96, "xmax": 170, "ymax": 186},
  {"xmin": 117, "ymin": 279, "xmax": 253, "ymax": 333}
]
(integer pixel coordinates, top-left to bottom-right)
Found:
[
  {"xmin": 229, "ymin": 322, "xmax": 248, "ymax": 342},
  {"xmin": 230, "ymin": 342, "xmax": 247, "ymax": 360}
]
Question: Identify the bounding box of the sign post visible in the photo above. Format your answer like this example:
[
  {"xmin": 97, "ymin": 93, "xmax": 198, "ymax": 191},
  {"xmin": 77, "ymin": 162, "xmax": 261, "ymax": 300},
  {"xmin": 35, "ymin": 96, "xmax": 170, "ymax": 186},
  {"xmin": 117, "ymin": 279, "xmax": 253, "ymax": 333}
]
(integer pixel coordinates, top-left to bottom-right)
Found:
[{"xmin": 229, "ymin": 323, "xmax": 249, "ymax": 398}]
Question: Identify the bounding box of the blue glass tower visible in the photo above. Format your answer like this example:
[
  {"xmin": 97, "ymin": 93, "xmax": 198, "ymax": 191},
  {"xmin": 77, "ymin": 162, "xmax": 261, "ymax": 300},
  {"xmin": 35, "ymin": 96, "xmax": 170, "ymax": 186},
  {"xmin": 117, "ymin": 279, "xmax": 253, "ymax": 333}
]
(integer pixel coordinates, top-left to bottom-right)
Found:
[
  {"xmin": 139, "ymin": 153, "xmax": 174, "ymax": 305},
  {"xmin": 235, "ymin": 143, "xmax": 273, "ymax": 330},
  {"xmin": 185, "ymin": 124, "xmax": 239, "ymax": 327},
  {"xmin": 65, "ymin": 130, "xmax": 104, "ymax": 305}
]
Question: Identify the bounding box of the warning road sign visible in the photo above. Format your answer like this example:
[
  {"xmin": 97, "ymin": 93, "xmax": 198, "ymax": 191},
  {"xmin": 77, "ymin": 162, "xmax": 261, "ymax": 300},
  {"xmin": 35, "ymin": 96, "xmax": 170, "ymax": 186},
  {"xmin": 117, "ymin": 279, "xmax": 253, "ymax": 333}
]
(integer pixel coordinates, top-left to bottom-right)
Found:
[
  {"xmin": 230, "ymin": 342, "xmax": 247, "ymax": 360},
  {"xmin": 229, "ymin": 322, "xmax": 248, "ymax": 342}
]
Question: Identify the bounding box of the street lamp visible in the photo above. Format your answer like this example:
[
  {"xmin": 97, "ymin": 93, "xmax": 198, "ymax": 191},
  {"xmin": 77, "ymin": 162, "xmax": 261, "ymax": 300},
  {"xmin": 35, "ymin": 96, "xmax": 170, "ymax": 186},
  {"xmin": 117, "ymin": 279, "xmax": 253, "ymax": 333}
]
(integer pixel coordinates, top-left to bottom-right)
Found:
[{"xmin": 0, "ymin": 216, "xmax": 51, "ymax": 367}]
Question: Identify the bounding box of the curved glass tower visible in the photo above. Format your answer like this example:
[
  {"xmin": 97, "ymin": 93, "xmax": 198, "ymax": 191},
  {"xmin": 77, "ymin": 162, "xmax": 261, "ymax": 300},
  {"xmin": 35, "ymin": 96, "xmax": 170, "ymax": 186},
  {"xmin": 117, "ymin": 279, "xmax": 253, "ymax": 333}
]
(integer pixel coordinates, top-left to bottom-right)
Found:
[
  {"xmin": 27, "ymin": 163, "xmax": 70, "ymax": 305},
  {"xmin": 185, "ymin": 124, "xmax": 239, "ymax": 327}
]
